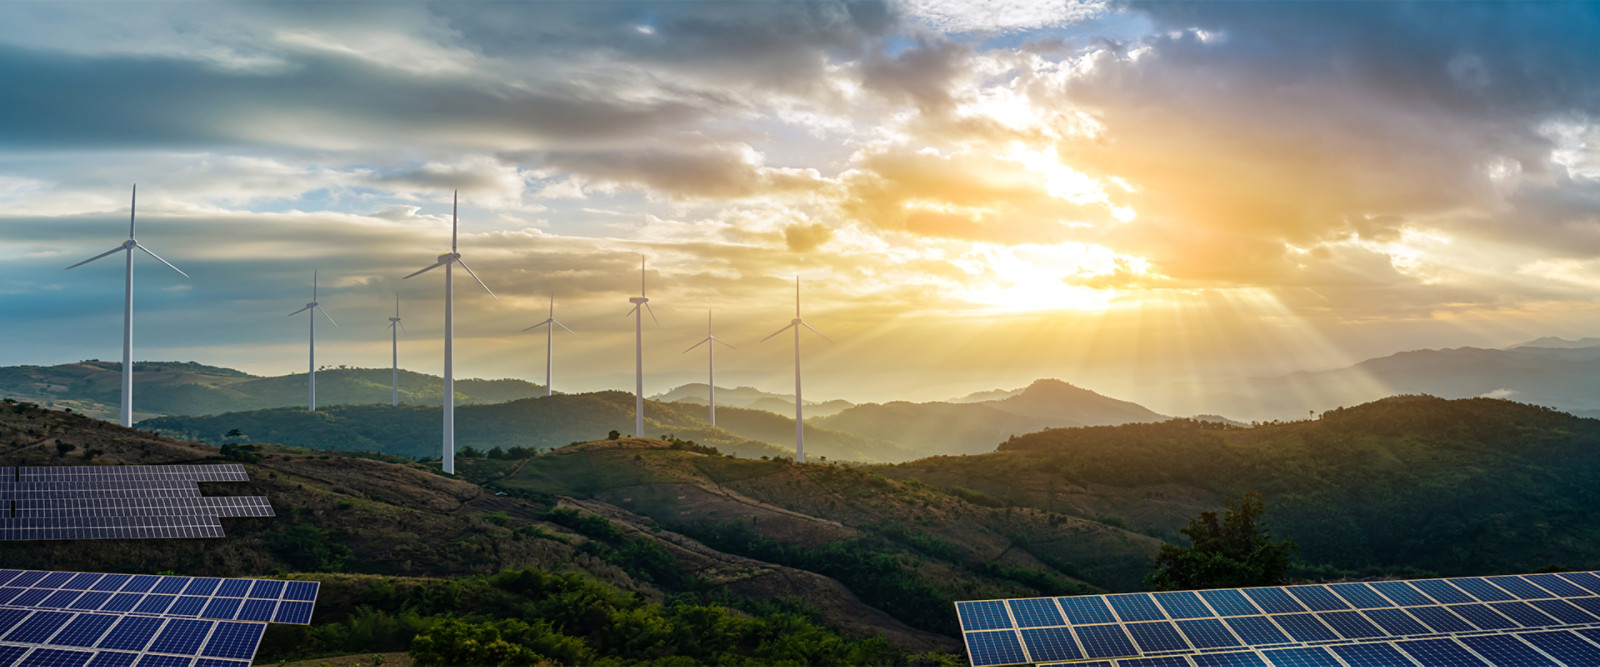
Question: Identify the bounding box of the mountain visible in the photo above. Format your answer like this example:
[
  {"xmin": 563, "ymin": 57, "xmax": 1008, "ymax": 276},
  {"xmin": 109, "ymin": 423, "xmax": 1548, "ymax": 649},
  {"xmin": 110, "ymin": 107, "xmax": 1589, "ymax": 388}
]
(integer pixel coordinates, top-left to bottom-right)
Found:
[
  {"xmin": 1511, "ymin": 336, "xmax": 1600, "ymax": 349},
  {"xmin": 0, "ymin": 361, "xmax": 546, "ymax": 421},
  {"xmin": 813, "ymin": 379, "xmax": 1167, "ymax": 457},
  {"xmin": 140, "ymin": 390, "xmax": 915, "ymax": 463},
  {"xmin": 652, "ymin": 383, "xmax": 855, "ymax": 417},
  {"xmin": 882, "ymin": 395, "xmax": 1600, "ymax": 577},
  {"xmin": 1, "ymin": 399, "xmax": 1167, "ymax": 663},
  {"xmin": 1234, "ymin": 346, "xmax": 1600, "ymax": 420},
  {"xmin": 948, "ymin": 387, "xmax": 1025, "ymax": 403},
  {"xmin": 813, "ymin": 401, "xmax": 1064, "ymax": 456}
]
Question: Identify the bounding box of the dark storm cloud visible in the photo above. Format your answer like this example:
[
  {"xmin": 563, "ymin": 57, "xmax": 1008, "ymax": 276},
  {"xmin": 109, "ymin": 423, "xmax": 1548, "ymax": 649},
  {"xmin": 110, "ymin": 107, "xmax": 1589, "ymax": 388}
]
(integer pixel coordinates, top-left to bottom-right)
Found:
[{"xmin": 0, "ymin": 44, "xmax": 713, "ymax": 151}]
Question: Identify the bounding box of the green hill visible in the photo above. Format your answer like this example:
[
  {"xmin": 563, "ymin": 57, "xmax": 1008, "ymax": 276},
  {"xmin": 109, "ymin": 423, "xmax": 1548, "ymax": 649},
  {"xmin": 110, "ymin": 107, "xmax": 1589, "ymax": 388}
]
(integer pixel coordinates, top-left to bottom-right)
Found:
[
  {"xmin": 881, "ymin": 395, "xmax": 1600, "ymax": 577},
  {"xmin": 0, "ymin": 360, "xmax": 547, "ymax": 421},
  {"xmin": 138, "ymin": 391, "xmax": 912, "ymax": 463}
]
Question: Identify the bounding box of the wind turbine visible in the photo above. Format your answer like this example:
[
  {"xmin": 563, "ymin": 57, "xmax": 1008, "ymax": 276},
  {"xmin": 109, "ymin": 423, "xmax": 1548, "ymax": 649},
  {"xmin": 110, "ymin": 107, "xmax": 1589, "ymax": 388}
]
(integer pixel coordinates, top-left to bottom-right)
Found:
[
  {"xmin": 624, "ymin": 256, "xmax": 658, "ymax": 437},
  {"xmin": 683, "ymin": 310, "xmax": 735, "ymax": 426},
  {"xmin": 287, "ymin": 271, "xmax": 337, "ymax": 411},
  {"xmin": 404, "ymin": 191, "xmax": 497, "ymax": 475},
  {"xmin": 387, "ymin": 293, "xmax": 406, "ymax": 406},
  {"xmin": 760, "ymin": 277, "xmax": 830, "ymax": 462},
  {"xmin": 522, "ymin": 296, "xmax": 574, "ymax": 397},
  {"xmin": 65, "ymin": 185, "xmax": 188, "ymax": 427}
]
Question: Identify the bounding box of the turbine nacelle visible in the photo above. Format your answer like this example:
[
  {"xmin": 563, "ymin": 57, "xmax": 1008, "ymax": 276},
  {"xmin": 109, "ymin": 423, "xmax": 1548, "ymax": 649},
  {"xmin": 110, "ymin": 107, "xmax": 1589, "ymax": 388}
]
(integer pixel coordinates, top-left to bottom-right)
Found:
[
  {"xmin": 119, "ymin": 239, "xmax": 137, "ymax": 249},
  {"xmin": 630, "ymin": 296, "xmax": 649, "ymax": 304},
  {"xmin": 438, "ymin": 252, "xmax": 461, "ymax": 263}
]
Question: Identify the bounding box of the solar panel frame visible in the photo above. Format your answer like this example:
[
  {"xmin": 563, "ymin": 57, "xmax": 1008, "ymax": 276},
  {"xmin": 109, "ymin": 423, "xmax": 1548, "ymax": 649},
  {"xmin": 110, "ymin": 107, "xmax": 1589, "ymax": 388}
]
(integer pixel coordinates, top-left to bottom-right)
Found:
[{"xmin": 1456, "ymin": 633, "xmax": 1560, "ymax": 666}]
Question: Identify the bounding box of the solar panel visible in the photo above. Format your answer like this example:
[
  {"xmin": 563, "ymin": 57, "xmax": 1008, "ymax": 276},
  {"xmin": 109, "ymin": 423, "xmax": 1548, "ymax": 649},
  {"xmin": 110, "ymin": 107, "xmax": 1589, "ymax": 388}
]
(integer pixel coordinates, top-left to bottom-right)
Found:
[
  {"xmin": 965, "ymin": 630, "xmax": 1027, "ymax": 667},
  {"xmin": 0, "ymin": 570, "xmax": 321, "ymax": 667},
  {"xmin": 956, "ymin": 569, "xmax": 1600, "ymax": 667},
  {"xmin": 0, "ymin": 465, "xmax": 271, "ymax": 541}
]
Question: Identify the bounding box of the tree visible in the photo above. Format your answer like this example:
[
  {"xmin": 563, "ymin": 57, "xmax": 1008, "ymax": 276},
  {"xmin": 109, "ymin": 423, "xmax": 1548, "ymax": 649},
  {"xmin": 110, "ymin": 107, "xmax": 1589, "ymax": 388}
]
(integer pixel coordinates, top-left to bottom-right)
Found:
[
  {"xmin": 1145, "ymin": 491, "xmax": 1296, "ymax": 590},
  {"xmin": 56, "ymin": 442, "xmax": 76, "ymax": 457}
]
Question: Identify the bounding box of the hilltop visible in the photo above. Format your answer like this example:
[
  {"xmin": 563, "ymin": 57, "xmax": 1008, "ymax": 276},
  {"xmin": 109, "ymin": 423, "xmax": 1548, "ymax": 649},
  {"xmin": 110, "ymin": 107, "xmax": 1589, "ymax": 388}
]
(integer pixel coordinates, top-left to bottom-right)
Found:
[
  {"xmin": 653, "ymin": 383, "xmax": 855, "ymax": 418},
  {"xmin": 881, "ymin": 395, "xmax": 1600, "ymax": 576},
  {"xmin": 0, "ymin": 398, "xmax": 1168, "ymax": 663},
  {"xmin": 0, "ymin": 361, "xmax": 546, "ymax": 421}
]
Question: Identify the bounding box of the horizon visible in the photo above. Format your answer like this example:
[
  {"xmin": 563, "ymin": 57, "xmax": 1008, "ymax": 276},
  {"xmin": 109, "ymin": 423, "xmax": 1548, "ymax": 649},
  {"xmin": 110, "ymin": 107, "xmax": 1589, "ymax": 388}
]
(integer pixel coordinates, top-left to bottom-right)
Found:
[{"xmin": 5, "ymin": 2, "xmax": 1600, "ymax": 416}]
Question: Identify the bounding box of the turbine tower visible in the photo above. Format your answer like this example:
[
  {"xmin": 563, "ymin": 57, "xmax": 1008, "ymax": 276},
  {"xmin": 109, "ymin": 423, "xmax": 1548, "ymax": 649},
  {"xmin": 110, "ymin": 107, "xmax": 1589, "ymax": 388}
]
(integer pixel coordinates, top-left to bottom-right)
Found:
[
  {"xmin": 683, "ymin": 310, "xmax": 735, "ymax": 426},
  {"xmin": 287, "ymin": 271, "xmax": 337, "ymax": 411},
  {"xmin": 387, "ymin": 293, "xmax": 406, "ymax": 406},
  {"xmin": 760, "ymin": 277, "xmax": 830, "ymax": 462},
  {"xmin": 66, "ymin": 185, "xmax": 188, "ymax": 427},
  {"xmin": 624, "ymin": 256, "xmax": 658, "ymax": 437},
  {"xmin": 404, "ymin": 191, "xmax": 497, "ymax": 474},
  {"xmin": 522, "ymin": 296, "xmax": 574, "ymax": 397}
]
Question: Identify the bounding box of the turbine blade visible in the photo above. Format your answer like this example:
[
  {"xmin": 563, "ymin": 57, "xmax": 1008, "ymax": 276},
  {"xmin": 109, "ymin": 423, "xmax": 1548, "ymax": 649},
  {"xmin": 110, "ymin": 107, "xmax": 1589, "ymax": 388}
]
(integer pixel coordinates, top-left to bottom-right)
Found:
[
  {"xmin": 388, "ymin": 322, "xmax": 396, "ymax": 330},
  {"xmin": 801, "ymin": 321, "xmax": 833, "ymax": 343},
  {"xmin": 398, "ymin": 321, "xmax": 408, "ymax": 334},
  {"xmin": 65, "ymin": 245, "xmax": 126, "ymax": 270},
  {"xmin": 457, "ymin": 258, "xmax": 498, "ymax": 302},
  {"xmin": 403, "ymin": 260, "xmax": 447, "ymax": 279},
  {"xmin": 684, "ymin": 338, "xmax": 710, "ymax": 353},
  {"xmin": 287, "ymin": 305, "xmax": 312, "ymax": 316},
  {"xmin": 626, "ymin": 305, "xmax": 639, "ymax": 318},
  {"xmin": 555, "ymin": 320, "xmax": 575, "ymax": 334},
  {"xmin": 714, "ymin": 337, "xmax": 737, "ymax": 350},
  {"xmin": 644, "ymin": 301, "xmax": 659, "ymax": 326},
  {"xmin": 760, "ymin": 322, "xmax": 796, "ymax": 343},
  {"xmin": 135, "ymin": 243, "xmax": 189, "ymax": 277},
  {"xmin": 318, "ymin": 305, "xmax": 338, "ymax": 327},
  {"xmin": 128, "ymin": 184, "xmax": 137, "ymax": 238},
  {"xmin": 522, "ymin": 320, "xmax": 551, "ymax": 332}
]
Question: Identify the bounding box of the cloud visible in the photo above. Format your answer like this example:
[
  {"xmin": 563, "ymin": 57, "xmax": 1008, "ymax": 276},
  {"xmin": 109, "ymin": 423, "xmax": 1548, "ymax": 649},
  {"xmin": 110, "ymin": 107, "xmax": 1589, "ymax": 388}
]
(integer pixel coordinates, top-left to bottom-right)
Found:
[
  {"xmin": 784, "ymin": 223, "xmax": 834, "ymax": 252},
  {"xmin": 544, "ymin": 143, "xmax": 828, "ymax": 200}
]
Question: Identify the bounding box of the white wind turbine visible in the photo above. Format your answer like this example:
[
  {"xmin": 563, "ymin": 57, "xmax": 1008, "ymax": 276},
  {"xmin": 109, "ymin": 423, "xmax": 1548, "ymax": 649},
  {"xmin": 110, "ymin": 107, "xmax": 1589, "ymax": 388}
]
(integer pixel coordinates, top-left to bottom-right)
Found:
[
  {"xmin": 522, "ymin": 296, "xmax": 574, "ymax": 397},
  {"xmin": 287, "ymin": 271, "xmax": 337, "ymax": 411},
  {"xmin": 760, "ymin": 277, "xmax": 830, "ymax": 462},
  {"xmin": 387, "ymin": 293, "xmax": 406, "ymax": 406},
  {"xmin": 683, "ymin": 310, "xmax": 735, "ymax": 426},
  {"xmin": 624, "ymin": 256, "xmax": 658, "ymax": 437},
  {"xmin": 404, "ymin": 191, "xmax": 498, "ymax": 475},
  {"xmin": 65, "ymin": 185, "xmax": 188, "ymax": 427}
]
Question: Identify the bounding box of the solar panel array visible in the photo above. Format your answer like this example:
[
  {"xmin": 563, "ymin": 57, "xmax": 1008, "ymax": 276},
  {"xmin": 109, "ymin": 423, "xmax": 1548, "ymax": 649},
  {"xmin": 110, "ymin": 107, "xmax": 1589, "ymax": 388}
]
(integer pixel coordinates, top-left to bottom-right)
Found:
[
  {"xmin": 0, "ymin": 465, "xmax": 272, "ymax": 541},
  {"xmin": 0, "ymin": 569, "xmax": 319, "ymax": 667},
  {"xmin": 956, "ymin": 572, "xmax": 1600, "ymax": 666}
]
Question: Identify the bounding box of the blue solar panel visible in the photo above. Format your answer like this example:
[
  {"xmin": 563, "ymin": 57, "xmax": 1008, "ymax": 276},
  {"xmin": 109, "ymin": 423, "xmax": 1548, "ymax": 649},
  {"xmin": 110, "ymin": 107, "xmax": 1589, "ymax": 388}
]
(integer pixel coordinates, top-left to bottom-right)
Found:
[
  {"xmin": 965, "ymin": 630, "xmax": 1027, "ymax": 667},
  {"xmin": 213, "ymin": 581, "xmax": 250, "ymax": 599},
  {"xmin": 1006, "ymin": 598, "xmax": 1063, "ymax": 628},
  {"xmin": 1450, "ymin": 603, "xmax": 1519, "ymax": 630},
  {"xmin": 1117, "ymin": 657, "xmax": 1189, "ymax": 667},
  {"xmin": 1412, "ymin": 579, "xmax": 1476, "ymax": 604},
  {"xmin": 1330, "ymin": 642, "xmax": 1416, "ymax": 666},
  {"xmin": 1522, "ymin": 573, "xmax": 1590, "ymax": 598},
  {"xmin": 149, "ymin": 578, "xmax": 189, "ymax": 596},
  {"xmin": 1361, "ymin": 607, "xmax": 1431, "ymax": 636},
  {"xmin": 1174, "ymin": 618, "xmax": 1240, "ymax": 649},
  {"xmin": 1526, "ymin": 598, "xmax": 1598, "ymax": 624},
  {"xmin": 166, "ymin": 596, "xmax": 207, "ymax": 617},
  {"xmin": 1458, "ymin": 634, "xmax": 1559, "ymax": 666},
  {"xmin": 1567, "ymin": 596, "xmax": 1600, "ymax": 618},
  {"xmin": 1242, "ymin": 588, "xmax": 1306, "ymax": 614},
  {"xmin": 85, "ymin": 651, "xmax": 138, "ymax": 667},
  {"xmin": 133, "ymin": 595, "xmax": 175, "ymax": 615},
  {"xmin": 1397, "ymin": 638, "xmax": 1490, "ymax": 666},
  {"xmin": 5, "ymin": 610, "xmax": 73, "ymax": 643},
  {"xmin": 1191, "ymin": 652, "xmax": 1268, "ymax": 667},
  {"xmin": 98, "ymin": 594, "xmax": 140, "ymax": 613},
  {"xmin": 1270, "ymin": 613, "xmax": 1339, "ymax": 642},
  {"xmin": 148, "ymin": 618, "xmax": 211, "ymax": 655},
  {"xmin": 1058, "ymin": 596, "xmax": 1119, "ymax": 624},
  {"xmin": 0, "ymin": 609, "xmax": 29, "ymax": 634},
  {"xmin": 282, "ymin": 581, "xmax": 319, "ymax": 602},
  {"xmin": 133, "ymin": 654, "xmax": 191, "ymax": 667},
  {"xmin": 1151, "ymin": 591, "xmax": 1213, "ymax": 619},
  {"xmin": 37, "ymin": 573, "xmax": 75, "ymax": 589},
  {"xmin": 40, "ymin": 591, "xmax": 81, "ymax": 609},
  {"xmin": 1259, "ymin": 646, "xmax": 1342, "ymax": 667},
  {"xmin": 68, "ymin": 592, "xmax": 110, "ymax": 612},
  {"xmin": 1075, "ymin": 624, "xmax": 1139, "ymax": 659},
  {"xmin": 62, "ymin": 574, "xmax": 102, "ymax": 591},
  {"xmin": 272, "ymin": 601, "xmax": 315, "ymax": 625},
  {"xmin": 1325, "ymin": 582, "xmax": 1393, "ymax": 609},
  {"xmin": 1558, "ymin": 572, "xmax": 1600, "ymax": 595},
  {"xmin": 1368, "ymin": 583, "xmax": 1434, "ymax": 611},
  {"xmin": 1124, "ymin": 621, "xmax": 1189, "ymax": 652},
  {"xmin": 1489, "ymin": 600, "xmax": 1561, "ymax": 627},
  {"xmin": 193, "ymin": 660, "xmax": 251, "ymax": 667},
  {"xmin": 247, "ymin": 581, "xmax": 285, "ymax": 599},
  {"xmin": 51, "ymin": 613, "xmax": 119, "ymax": 647},
  {"xmin": 956, "ymin": 601, "xmax": 1013, "ymax": 632},
  {"xmin": 1486, "ymin": 576, "xmax": 1554, "ymax": 600},
  {"xmin": 1450, "ymin": 577, "xmax": 1518, "ymax": 602},
  {"xmin": 1222, "ymin": 616, "xmax": 1291, "ymax": 646},
  {"xmin": 1106, "ymin": 594, "xmax": 1167, "ymax": 622},
  {"xmin": 1018, "ymin": 626, "xmax": 1082, "ymax": 662},
  {"xmin": 1283, "ymin": 585, "xmax": 1350, "ymax": 612},
  {"xmin": 23, "ymin": 647, "xmax": 94, "ymax": 667},
  {"xmin": 0, "ymin": 646, "xmax": 25, "ymax": 666},
  {"xmin": 1518, "ymin": 629, "xmax": 1600, "ymax": 665},
  {"xmin": 201, "ymin": 621, "xmax": 264, "ymax": 661},
  {"xmin": 1198, "ymin": 589, "xmax": 1261, "ymax": 617},
  {"xmin": 1406, "ymin": 604, "xmax": 1477, "ymax": 633},
  {"xmin": 89, "ymin": 576, "xmax": 129, "ymax": 593},
  {"xmin": 1315, "ymin": 610, "xmax": 1387, "ymax": 639},
  {"xmin": 98, "ymin": 616, "xmax": 164, "ymax": 652},
  {"xmin": 9, "ymin": 573, "xmax": 47, "ymax": 588}
]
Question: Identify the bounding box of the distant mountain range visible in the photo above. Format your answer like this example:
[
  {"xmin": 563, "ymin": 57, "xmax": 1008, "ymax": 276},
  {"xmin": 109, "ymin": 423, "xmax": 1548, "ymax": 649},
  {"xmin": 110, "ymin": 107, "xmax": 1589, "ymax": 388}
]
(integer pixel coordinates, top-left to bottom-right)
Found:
[
  {"xmin": 0, "ymin": 360, "xmax": 545, "ymax": 421},
  {"xmin": 652, "ymin": 383, "xmax": 855, "ymax": 418}
]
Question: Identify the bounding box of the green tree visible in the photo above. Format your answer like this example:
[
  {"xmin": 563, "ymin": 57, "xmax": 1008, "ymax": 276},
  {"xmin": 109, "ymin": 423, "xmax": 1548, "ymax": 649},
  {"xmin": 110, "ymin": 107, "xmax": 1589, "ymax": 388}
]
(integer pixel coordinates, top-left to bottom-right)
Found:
[
  {"xmin": 1145, "ymin": 491, "xmax": 1296, "ymax": 590},
  {"xmin": 55, "ymin": 441, "xmax": 76, "ymax": 457}
]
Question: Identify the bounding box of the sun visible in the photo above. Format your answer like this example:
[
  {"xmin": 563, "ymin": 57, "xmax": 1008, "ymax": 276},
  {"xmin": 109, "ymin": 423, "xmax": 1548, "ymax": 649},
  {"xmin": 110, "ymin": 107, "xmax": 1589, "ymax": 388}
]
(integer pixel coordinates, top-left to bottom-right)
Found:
[{"xmin": 953, "ymin": 242, "xmax": 1149, "ymax": 313}]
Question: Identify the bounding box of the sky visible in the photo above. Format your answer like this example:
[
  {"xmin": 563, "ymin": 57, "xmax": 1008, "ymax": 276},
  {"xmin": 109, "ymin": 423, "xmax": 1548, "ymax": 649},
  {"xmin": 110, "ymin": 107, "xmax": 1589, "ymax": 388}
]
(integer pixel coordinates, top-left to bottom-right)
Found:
[{"xmin": 3, "ymin": 1, "xmax": 1600, "ymax": 415}]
